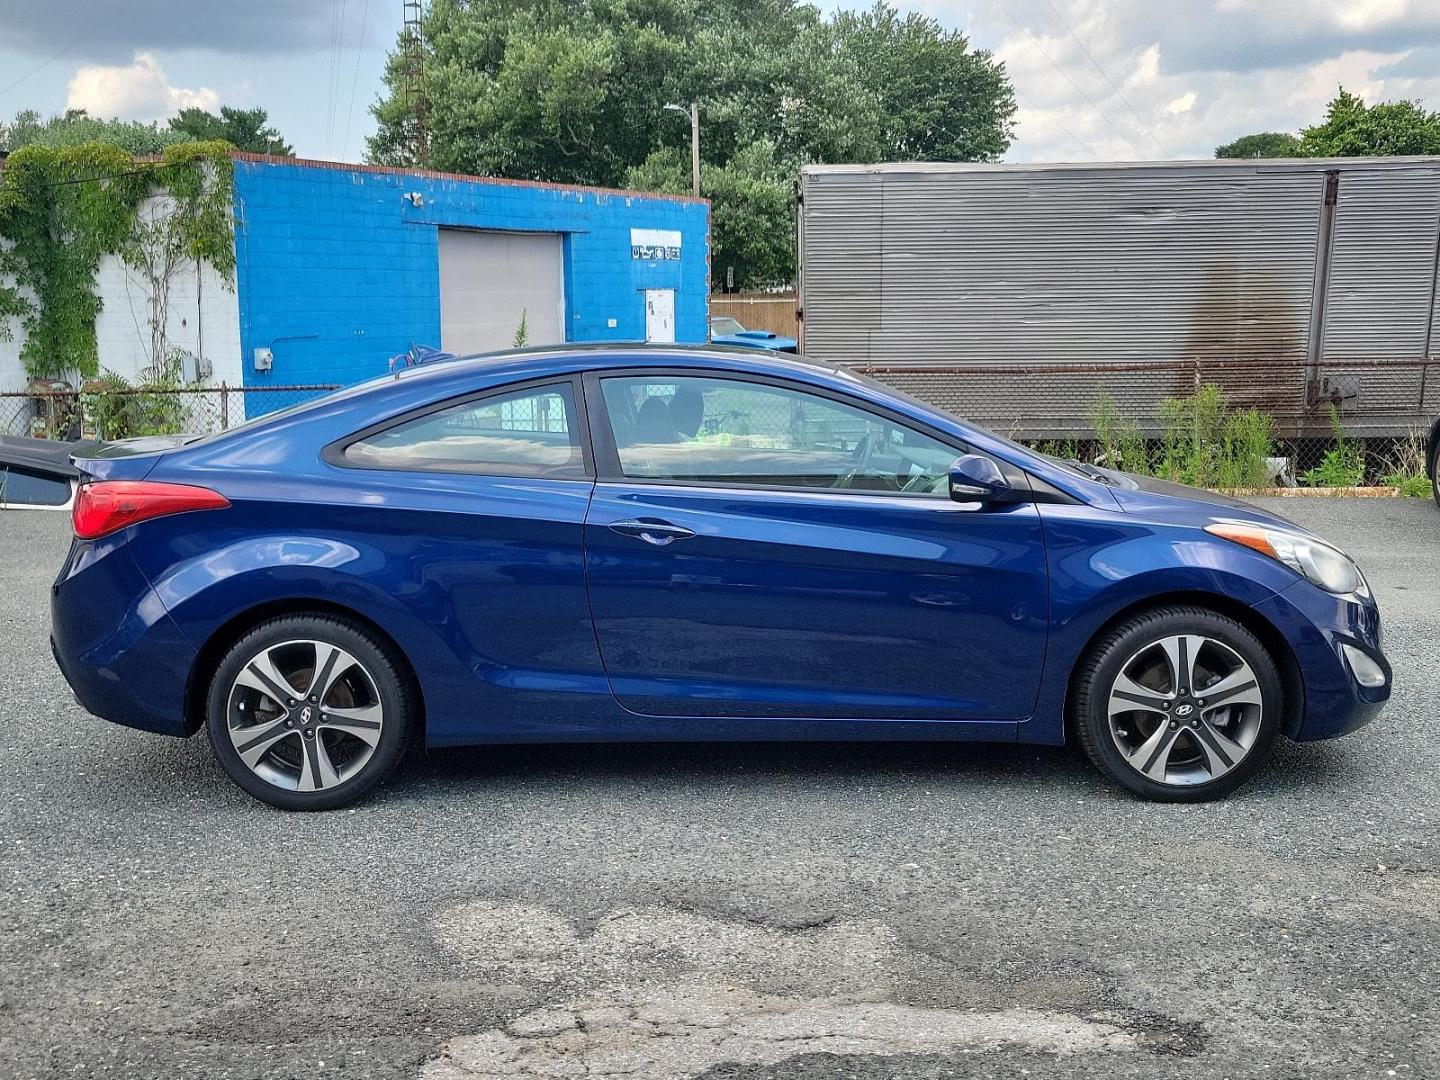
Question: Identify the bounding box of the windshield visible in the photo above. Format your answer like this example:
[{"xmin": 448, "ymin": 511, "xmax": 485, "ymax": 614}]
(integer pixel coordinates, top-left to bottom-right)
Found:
[{"xmin": 710, "ymin": 316, "xmax": 746, "ymax": 336}]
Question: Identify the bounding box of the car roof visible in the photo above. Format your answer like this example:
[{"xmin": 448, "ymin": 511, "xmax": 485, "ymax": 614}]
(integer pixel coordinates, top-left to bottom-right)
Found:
[
  {"xmin": 196, "ymin": 344, "xmax": 883, "ymax": 454},
  {"xmin": 412, "ymin": 341, "xmax": 830, "ymax": 373},
  {"xmin": 360, "ymin": 342, "xmax": 841, "ymax": 396}
]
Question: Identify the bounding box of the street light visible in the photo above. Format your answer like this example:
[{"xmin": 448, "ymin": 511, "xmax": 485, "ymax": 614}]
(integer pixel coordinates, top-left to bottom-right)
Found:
[{"xmin": 664, "ymin": 101, "xmax": 700, "ymax": 198}]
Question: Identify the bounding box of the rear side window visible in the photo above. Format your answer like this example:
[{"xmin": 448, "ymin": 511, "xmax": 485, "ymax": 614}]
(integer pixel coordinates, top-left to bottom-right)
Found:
[
  {"xmin": 344, "ymin": 382, "xmax": 585, "ymax": 478},
  {"xmin": 0, "ymin": 465, "xmax": 72, "ymax": 507}
]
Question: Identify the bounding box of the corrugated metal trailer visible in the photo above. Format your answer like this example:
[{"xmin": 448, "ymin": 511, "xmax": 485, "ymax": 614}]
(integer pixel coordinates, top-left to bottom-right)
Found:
[{"xmin": 798, "ymin": 159, "xmax": 1440, "ymax": 437}]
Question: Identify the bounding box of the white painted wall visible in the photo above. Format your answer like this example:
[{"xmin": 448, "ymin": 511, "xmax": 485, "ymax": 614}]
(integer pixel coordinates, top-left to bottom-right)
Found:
[
  {"xmin": 0, "ymin": 193, "xmax": 242, "ymax": 395},
  {"xmin": 0, "ymin": 281, "xmax": 35, "ymax": 394}
]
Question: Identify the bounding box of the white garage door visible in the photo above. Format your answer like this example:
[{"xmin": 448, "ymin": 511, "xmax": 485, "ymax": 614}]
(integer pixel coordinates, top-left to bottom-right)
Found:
[{"xmin": 438, "ymin": 229, "xmax": 565, "ymax": 355}]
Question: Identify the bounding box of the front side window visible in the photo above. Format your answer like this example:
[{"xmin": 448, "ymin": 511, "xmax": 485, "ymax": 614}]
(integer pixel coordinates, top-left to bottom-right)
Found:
[
  {"xmin": 599, "ymin": 375, "xmax": 960, "ymax": 495},
  {"xmin": 345, "ymin": 382, "xmax": 584, "ymax": 477}
]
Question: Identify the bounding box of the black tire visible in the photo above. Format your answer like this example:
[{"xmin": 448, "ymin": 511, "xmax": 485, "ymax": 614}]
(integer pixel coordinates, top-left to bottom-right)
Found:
[
  {"xmin": 206, "ymin": 614, "xmax": 416, "ymax": 810},
  {"xmin": 1072, "ymin": 605, "xmax": 1283, "ymax": 802},
  {"xmin": 1430, "ymin": 437, "xmax": 1440, "ymax": 509}
]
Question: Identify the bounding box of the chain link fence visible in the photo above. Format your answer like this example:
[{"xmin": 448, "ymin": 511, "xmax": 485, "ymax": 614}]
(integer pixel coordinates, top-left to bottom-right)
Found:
[
  {"xmin": 860, "ymin": 357, "xmax": 1440, "ymax": 483},
  {"xmin": 1, "ymin": 360, "xmax": 1435, "ymax": 488},
  {"xmin": 0, "ymin": 384, "xmax": 339, "ymax": 442}
]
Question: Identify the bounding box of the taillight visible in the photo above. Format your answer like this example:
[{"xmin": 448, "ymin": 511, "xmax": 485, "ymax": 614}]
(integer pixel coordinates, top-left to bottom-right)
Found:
[{"xmin": 72, "ymin": 481, "xmax": 230, "ymax": 540}]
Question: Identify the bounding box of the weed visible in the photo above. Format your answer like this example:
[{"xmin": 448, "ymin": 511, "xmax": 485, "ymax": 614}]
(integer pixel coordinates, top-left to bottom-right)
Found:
[
  {"xmin": 1302, "ymin": 406, "xmax": 1364, "ymax": 488},
  {"xmin": 1153, "ymin": 384, "xmax": 1273, "ymax": 489},
  {"xmin": 1092, "ymin": 394, "xmax": 1149, "ymax": 474},
  {"xmin": 1378, "ymin": 432, "xmax": 1430, "ymax": 497}
]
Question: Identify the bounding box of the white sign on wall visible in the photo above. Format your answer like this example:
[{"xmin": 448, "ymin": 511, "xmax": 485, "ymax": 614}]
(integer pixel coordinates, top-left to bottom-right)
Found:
[{"xmin": 630, "ymin": 228, "xmax": 682, "ymax": 261}]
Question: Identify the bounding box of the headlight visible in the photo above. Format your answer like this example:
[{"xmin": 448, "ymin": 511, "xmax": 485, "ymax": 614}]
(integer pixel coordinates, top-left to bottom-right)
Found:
[{"xmin": 1205, "ymin": 521, "xmax": 1368, "ymax": 597}]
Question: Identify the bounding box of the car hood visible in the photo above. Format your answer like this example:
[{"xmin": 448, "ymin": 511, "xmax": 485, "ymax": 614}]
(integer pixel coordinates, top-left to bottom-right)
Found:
[{"xmin": 1097, "ymin": 469, "xmax": 1302, "ymax": 530}]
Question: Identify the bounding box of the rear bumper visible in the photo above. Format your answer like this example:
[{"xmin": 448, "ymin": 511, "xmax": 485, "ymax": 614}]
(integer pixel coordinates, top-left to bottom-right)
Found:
[
  {"xmin": 1252, "ymin": 579, "xmax": 1390, "ymax": 741},
  {"xmin": 50, "ymin": 536, "xmax": 199, "ymax": 737}
]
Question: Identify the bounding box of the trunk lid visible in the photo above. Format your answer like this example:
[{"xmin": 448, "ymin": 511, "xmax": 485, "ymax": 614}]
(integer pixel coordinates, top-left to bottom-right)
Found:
[{"xmin": 70, "ymin": 434, "xmax": 202, "ymax": 482}]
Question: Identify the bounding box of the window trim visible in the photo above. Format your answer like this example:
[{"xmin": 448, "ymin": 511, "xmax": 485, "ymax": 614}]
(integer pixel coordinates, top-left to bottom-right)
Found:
[
  {"xmin": 322, "ymin": 374, "xmax": 594, "ymax": 479},
  {"xmin": 580, "ymin": 367, "xmax": 997, "ymax": 498}
]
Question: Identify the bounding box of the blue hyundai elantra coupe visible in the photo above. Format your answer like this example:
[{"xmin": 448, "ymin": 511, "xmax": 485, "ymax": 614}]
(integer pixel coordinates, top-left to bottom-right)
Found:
[{"xmin": 50, "ymin": 346, "xmax": 1391, "ymax": 809}]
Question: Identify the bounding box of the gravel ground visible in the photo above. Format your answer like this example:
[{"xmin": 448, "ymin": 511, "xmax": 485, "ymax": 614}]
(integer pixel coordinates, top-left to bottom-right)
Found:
[{"xmin": 0, "ymin": 497, "xmax": 1436, "ymax": 1079}]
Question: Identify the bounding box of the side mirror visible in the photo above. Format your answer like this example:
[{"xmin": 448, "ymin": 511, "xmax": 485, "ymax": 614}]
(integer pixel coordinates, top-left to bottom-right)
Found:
[{"xmin": 948, "ymin": 454, "xmax": 1012, "ymax": 504}]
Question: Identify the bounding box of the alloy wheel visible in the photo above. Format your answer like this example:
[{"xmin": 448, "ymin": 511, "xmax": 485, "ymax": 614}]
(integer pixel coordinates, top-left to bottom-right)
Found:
[
  {"xmin": 1106, "ymin": 634, "xmax": 1264, "ymax": 787},
  {"xmin": 226, "ymin": 639, "xmax": 385, "ymax": 792}
]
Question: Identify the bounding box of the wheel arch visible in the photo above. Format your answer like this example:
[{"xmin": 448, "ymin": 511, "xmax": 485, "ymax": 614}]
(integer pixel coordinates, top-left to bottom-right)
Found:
[
  {"xmin": 1063, "ymin": 589, "xmax": 1304, "ymax": 741},
  {"xmin": 182, "ymin": 598, "xmax": 427, "ymax": 737}
]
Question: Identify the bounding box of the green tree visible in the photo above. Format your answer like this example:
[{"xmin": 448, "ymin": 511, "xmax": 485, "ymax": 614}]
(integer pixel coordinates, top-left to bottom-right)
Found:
[
  {"xmin": 367, "ymin": 0, "xmax": 1015, "ymax": 287},
  {"xmin": 167, "ymin": 106, "xmax": 293, "ymax": 155},
  {"xmin": 1214, "ymin": 131, "xmax": 1302, "ymax": 159},
  {"xmin": 831, "ymin": 3, "xmax": 1014, "ymax": 161},
  {"xmin": 1298, "ymin": 88, "xmax": 1440, "ymax": 157},
  {"xmin": 0, "ymin": 108, "xmax": 177, "ymax": 154}
]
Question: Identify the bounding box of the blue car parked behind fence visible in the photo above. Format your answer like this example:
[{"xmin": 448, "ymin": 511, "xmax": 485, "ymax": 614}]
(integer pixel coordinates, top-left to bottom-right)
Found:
[{"xmin": 51, "ymin": 346, "xmax": 1390, "ymax": 809}]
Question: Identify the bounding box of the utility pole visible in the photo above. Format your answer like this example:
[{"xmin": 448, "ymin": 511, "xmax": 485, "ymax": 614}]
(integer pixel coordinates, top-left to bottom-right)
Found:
[
  {"xmin": 688, "ymin": 101, "xmax": 700, "ymax": 199},
  {"xmin": 664, "ymin": 102, "xmax": 700, "ymax": 197}
]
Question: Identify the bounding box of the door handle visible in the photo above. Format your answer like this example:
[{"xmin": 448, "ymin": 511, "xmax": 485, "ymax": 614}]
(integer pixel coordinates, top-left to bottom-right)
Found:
[{"xmin": 607, "ymin": 519, "xmax": 696, "ymax": 545}]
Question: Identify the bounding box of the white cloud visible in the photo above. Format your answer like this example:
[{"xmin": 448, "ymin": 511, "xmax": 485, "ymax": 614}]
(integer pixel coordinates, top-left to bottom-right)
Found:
[
  {"xmin": 1164, "ymin": 91, "xmax": 1198, "ymax": 115},
  {"xmin": 65, "ymin": 52, "xmax": 219, "ymax": 122},
  {"xmin": 1334, "ymin": 0, "xmax": 1413, "ymax": 32},
  {"xmin": 898, "ymin": 0, "xmax": 1440, "ymax": 163}
]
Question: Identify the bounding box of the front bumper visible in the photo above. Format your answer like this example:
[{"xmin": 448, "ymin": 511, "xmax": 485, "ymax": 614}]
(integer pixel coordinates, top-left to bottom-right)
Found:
[
  {"xmin": 1252, "ymin": 579, "xmax": 1390, "ymax": 741},
  {"xmin": 50, "ymin": 535, "xmax": 199, "ymax": 737}
]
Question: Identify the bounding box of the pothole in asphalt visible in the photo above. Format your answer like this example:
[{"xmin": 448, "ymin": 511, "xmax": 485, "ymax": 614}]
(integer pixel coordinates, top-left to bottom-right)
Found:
[
  {"xmin": 422, "ymin": 901, "xmax": 1143, "ymax": 1078},
  {"xmin": 422, "ymin": 987, "xmax": 1135, "ymax": 1079},
  {"xmin": 429, "ymin": 899, "xmax": 908, "ymax": 992}
]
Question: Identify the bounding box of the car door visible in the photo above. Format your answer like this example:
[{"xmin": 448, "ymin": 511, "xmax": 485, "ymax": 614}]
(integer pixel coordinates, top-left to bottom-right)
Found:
[{"xmin": 581, "ymin": 370, "xmax": 1049, "ymax": 721}]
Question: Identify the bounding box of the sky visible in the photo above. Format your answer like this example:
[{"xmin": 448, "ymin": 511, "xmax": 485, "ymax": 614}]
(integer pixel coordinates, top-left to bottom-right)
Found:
[{"xmin": 0, "ymin": 1, "xmax": 1438, "ymax": 165}]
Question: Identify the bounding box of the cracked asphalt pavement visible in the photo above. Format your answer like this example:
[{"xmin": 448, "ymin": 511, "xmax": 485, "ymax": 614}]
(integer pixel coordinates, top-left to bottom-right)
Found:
[{"xmin": 1, "ymin": 497, "xmax": 1436, "ymax": 1078}]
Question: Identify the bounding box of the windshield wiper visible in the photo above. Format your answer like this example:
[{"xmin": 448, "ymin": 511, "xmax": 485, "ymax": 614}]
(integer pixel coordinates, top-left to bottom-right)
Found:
[{"xmin": 1063, "ymin": 459, "xmax": 1120, "ymax": 486}]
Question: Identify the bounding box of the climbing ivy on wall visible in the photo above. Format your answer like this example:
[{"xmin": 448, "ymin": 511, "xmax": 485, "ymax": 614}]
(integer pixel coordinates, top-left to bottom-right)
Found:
[{"xmin": 0, "ymin": 140, "xmax": 234, "ymax": 380}]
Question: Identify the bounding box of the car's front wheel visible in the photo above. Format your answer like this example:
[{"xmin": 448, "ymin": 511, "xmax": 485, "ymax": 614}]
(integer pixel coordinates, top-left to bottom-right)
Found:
[
  {"xmin": 1072, "ymin": 606, "xmax": 1282, "ymax": 801},
  {"xmin": 1430, "ymin": 436, "xmax": 1440, "ymax": 509},
  {"xmin": 206, "ymin": 614, "xmax": 415, "ymax": 810}
]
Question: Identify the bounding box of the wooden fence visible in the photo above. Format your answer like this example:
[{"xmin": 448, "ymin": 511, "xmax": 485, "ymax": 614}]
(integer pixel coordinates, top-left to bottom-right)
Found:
[{"xmin": 710, "ymin": 293, "xmax": 798, "ymax": 340}]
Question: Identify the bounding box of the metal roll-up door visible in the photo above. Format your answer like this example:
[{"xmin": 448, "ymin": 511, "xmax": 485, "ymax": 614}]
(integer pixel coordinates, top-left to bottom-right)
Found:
[{"xmin": 438, "ymin": 229, "xmax": 565, "ymax": 355}]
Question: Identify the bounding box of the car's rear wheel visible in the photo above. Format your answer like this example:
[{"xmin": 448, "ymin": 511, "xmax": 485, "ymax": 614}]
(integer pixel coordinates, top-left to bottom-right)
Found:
[
  {"xmin": 205, "ymin": 614, "xmax": 415, "ymax": 810},
  {"xmin": 1072, "ymin": 606, "xmax": 1282, "ymax": 802}
]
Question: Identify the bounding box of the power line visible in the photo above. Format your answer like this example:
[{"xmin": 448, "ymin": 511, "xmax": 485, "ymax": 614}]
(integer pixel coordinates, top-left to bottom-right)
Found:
[
  {"xmin": 990, "ymin": 0, "xmax": 1150, "ymax": 160},
  {"xmin": 12, "ymin": 164, "xmax": 167, "ymax": 189},
  {"xmin": 0, "ymin": 12, "xmax": 123, "ymax": 100},
  {"xmin": 1013, "ymin": 88, "xmax": 1103, "ymax": 161},
  {"xmin": 326, "ymin": 0, "xmax": 351, "ymax": 156},
  {"xmin": 1039, "ymin": 0, "xmax": 1171, "ymax": 157},
  {"xmin": 342, "ymin": 0, "xmax": 374, "ymax": 156}
]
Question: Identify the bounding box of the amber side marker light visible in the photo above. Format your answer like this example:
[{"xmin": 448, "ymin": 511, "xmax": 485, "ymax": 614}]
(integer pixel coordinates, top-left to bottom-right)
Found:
[
  {"xmin": 1203, "ymin": 521, "xmax": 1277, "ymax": 556},
  {"xmin": 73, "ymin": 481, "xmax": 230, "ymax": 540}
]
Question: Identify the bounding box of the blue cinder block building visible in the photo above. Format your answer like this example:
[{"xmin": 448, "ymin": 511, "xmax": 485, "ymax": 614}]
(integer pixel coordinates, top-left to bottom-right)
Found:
[{"xmin": 231, "ymin": 153, "xmax": 710, "ymax": 391}]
